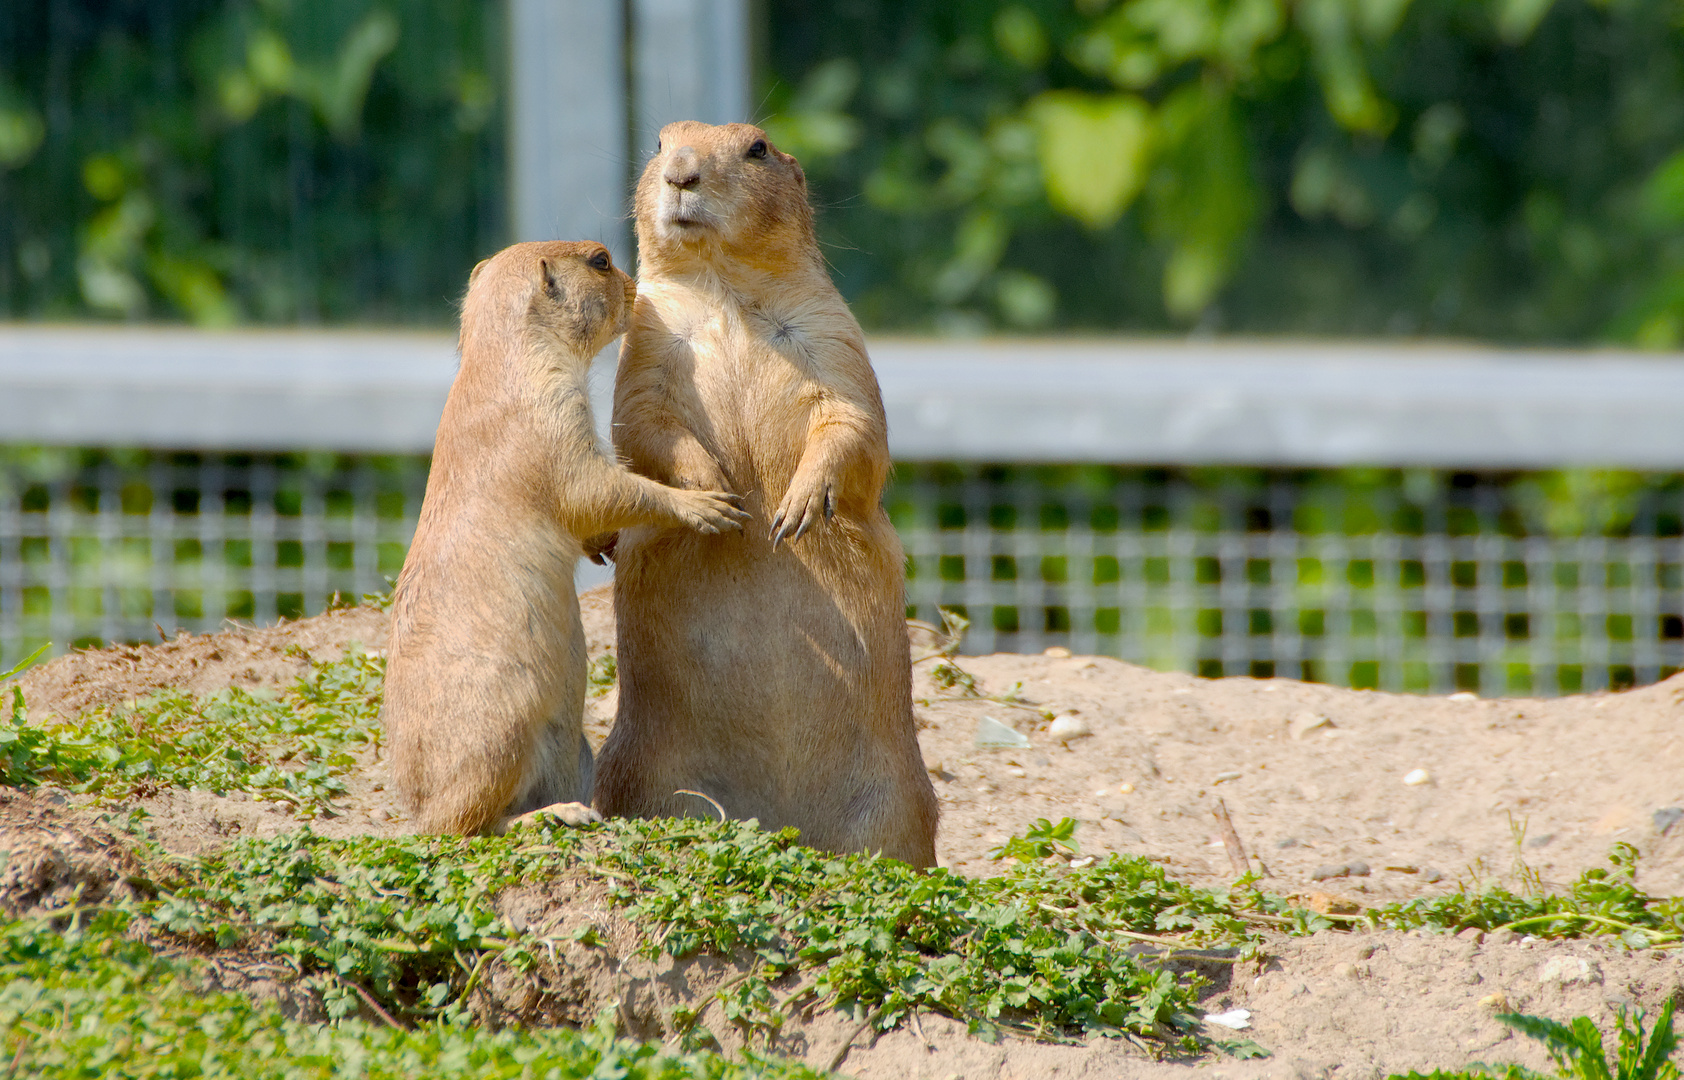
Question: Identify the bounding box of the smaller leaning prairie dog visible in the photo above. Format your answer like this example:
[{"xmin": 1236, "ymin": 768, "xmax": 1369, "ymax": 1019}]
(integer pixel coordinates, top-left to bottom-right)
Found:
[{"xmin": 382, "ymin": 240, "xmax": 747, "ymax": 836}]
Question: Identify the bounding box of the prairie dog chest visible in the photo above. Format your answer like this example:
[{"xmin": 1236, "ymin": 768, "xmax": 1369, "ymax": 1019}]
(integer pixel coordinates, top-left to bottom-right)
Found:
[{"xmin": 642, "ymin": 282, "xmax": 824, "ymax": 434}]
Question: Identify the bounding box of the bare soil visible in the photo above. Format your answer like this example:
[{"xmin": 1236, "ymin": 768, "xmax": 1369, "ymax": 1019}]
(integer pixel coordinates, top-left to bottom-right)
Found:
[{"xmin": 6, "ymin": 586, "xmax": 1683, "ymax": 1078}]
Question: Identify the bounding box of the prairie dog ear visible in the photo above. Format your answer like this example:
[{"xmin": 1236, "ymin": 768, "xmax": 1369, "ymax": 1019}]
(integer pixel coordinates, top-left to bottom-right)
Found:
[
  {"xmin": 539, "ymin": 257, "xmax": 566, "ymax": 302},
  {"xmin": 467, "ymin": 258, "xmax": 490, "ymax": 289}
]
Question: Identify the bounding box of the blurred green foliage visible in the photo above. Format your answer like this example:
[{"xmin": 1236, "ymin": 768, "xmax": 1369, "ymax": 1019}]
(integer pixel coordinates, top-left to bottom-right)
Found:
[
  {"xmin": 7, "ymin": 1, "xmax": 1684, "ymax": 341},
  {"xmin": 768, "ymin": 0, "xmax": 1684, "ymax": 342},
  {"xmin": 0, "ymin": 0, "xmax": 502, "ymax": 325}
]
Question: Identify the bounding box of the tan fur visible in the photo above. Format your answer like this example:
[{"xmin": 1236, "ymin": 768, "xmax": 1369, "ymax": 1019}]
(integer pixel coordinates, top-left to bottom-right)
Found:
[
  {"xmin": 595, "ymin": 122, "xmax": 940, "ymax": 867},
  {"xmin": 383, "ymin": 240, "xmax": 747, "ymax": 836}
]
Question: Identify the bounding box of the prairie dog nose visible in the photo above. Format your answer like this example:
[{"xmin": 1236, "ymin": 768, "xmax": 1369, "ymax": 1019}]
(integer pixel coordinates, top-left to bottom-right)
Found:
[{"xmin": 663, "ymin": 146, "xmax": 701, "ymax": 189}]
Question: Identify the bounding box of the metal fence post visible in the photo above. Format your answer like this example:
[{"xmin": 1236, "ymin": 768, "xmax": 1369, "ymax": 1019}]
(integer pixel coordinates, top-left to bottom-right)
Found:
[
  {"xmin": 508, "ymin": 0, "xmax": 630, "ymax": 265},
  {"xmin": 631, "ymin": 0, "xmax": 751, "ymax": 156}
]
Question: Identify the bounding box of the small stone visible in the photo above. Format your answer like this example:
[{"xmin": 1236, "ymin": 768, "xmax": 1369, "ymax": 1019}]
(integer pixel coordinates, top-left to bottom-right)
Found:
[
  {"xmin": 1004, "ymin": 765, "xmax": 1027, "ymax": 779},
  {"xmin": 368, "ymin": 807, "xmax": 390, "ymax": 822},
  {"xmin": 1310, "ymin": 863, "xmax": 1349, "ymax": 881},
  {"xmin": 1538, "ymin": 956, "xmax": 1599, "ymax": 985},
  {"xmin": 1117, "ymin": 782, "xmax": 1135, "ymax": 794},
  {"xmin": 1307, "ymin": 892, "xmax": 1361, "ymax": 915},
  {"xmin": 1048, "ymin": 714, "xmax": 1092, "ymax": 743},
  {"xmin": 1277, "ymin": 837, "xmax": 1300, "ymax": 849},
  {"xmin": 1456, "ymin": 927, "xmax": 1485, "ymax": 944},
  {"xmin": 1654, "ymin": 807, "xmax": 1684, "ymax": 836},
  {"xmin": 1289, "ymin": 711, "xmax": 1334, "ymax": 740},
  {"xmin": 1449, "ymin": 691, "xmax": 1479, "ymax": 702},
  {"xmin": 1345, "ymin": 860, "xmax": 1371, "ymax": 877},
  {"xmin": 1421, "ymin": 867, "xmax": 1445, "ymax": 883},
  {"xmin": 1479, "ymin": 992, "xmax": 1509, "ymax": 1010},
  {"xmin": 1403, "ymin": 768, "xmax": 1431, "ymax": 786},
  {"xmin": 1042, "ymin": 646, "xmax": 1072, "ymax": 658},
  {"xmin": 1333, "ymin": 962, "xmax": 1361, "ymax": 979},
  {"xmin": 1212, "ymin": 770, "xmax": 1243, "ymax": 785}
]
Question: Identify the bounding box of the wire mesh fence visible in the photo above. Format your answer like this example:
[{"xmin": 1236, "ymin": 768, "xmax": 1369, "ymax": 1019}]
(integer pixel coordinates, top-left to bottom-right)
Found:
[
  {"xmin": 893, "ymin": 465, "xmax": 1684, "ymax": 697},
  {"xmin": 4, "ymin": 451, "xmax": 1682, "ymax": 697},
  {"xmin": 0, "ymin": 449, "xmax": 424, "ymax": 663}
]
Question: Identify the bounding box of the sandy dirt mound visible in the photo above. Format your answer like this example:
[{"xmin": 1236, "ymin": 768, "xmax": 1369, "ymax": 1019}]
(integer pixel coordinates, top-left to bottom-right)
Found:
[
  {"xmin": 6, "ymin": 586, "xmax": 1682, "ymax": 1076},
  {"xmin": 15, "ymin": 604, "xmax": 390, "ymax": 721}
]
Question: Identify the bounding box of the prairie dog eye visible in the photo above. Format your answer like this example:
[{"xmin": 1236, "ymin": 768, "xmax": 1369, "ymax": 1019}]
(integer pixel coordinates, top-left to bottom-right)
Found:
[
  {"xmin": 588, "ymin": 250, "xmax": 611, "ymax": 272},
  {"xmin": 746, "ymin": 139, "xmax": 768, "ymax": 160}
]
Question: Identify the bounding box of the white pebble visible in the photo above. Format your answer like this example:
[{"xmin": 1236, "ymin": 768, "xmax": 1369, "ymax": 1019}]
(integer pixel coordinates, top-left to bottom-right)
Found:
[
  {"xmin": 1537, "ymin": 956, "xmax": 1596, "ymax": 985},
  {"xmin": 1448, "ymin": 691, "xmax": 1479, "ymax": 702},
  {"xmin": 1403, "ymin": 768, "xmax": 1431, "ymax": 786},
  {"xmin": 1048, "ymin": 714, "xmax": 1092, "ymax": 742},
  {"xmin": 1289, "ymin": 711, "xmax": 1334, "ymax": 740}
]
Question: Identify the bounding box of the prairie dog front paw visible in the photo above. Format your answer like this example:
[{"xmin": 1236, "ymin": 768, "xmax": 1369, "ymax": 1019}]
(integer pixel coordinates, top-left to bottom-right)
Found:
[
  {"xmin": 671, "ymin": 489, "xmax": 750, "ymax": 534},
  {"xmin": 770, "ymin": 473, "xmax": 835, "ymax": 548}
]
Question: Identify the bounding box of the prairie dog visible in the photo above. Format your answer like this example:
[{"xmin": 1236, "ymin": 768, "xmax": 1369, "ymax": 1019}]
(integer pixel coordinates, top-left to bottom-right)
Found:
[
  {"xmin": 383, "ymin": 240, "xmax": 747, "ymax": 836},
  {"xmin": 595, "ymin": 122, "xmax": 939, "ymax": 867}
]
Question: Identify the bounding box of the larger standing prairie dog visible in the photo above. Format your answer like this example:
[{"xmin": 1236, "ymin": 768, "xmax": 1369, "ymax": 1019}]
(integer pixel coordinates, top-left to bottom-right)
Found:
[
  {"xmin": 383, "ymin": 240, "xmax": 747, "ymax": 836},
  {"xmin": 595, "ymin": 122, "xmax": 939, "ymax": 867}
]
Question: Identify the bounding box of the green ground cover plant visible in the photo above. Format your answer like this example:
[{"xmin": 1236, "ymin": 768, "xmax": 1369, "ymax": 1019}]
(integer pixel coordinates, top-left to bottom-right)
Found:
[
  {"xmin": 0, "ymin": 911, "xmax": 829, "ymax": 1080},
  {"xmin": 129, "ymin": 819, "xmax": 1249, "ymax": 1050},
  {"xmin": 2, "ymin": 647, "xmax": 383, "ymax": 813},
  {"xmin": 1366, "ymin": 843, "xmax": 1684, "ymax": 949},
  {"xmin": 1389, "ymin": 1000, "xmax": 1679, "ymax": 1080}
]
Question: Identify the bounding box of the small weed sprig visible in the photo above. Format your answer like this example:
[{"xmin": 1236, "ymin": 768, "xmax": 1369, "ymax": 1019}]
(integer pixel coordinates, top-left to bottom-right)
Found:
[
  {"xmin": 0, "ymin": 911, "xmax": 829, "ymax": 1079},
  {"xmin": 2, "ymin": 683, "xmax": 100, "ymax": 787},
  {"xmin": 1368, "ymin": 844, "xmax": 1683, "ymax": 948},
  {"xmin": 0, "ymin": 648, "xmax": 384, "ymax": 813},
  {"xmin": 588, "ymin": 654, "xmax": 618, "ymax": 697},
  {"xmin": 1390, "ymin": 1000, "xmax": 1679, "ymax": 1080},
  {"xmin": 914, "ymin": 609, "xmax": 1053, "ymax": 721}
]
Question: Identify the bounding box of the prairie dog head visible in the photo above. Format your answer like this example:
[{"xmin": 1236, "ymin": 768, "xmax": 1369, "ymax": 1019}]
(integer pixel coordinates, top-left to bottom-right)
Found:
[
  {"xmin": 635, "ymin": 121, "xmax": 817, "ymax": 274},
  {"xmin": 462, "ymin": 240, "xmax": 635, "ymax": 360}
]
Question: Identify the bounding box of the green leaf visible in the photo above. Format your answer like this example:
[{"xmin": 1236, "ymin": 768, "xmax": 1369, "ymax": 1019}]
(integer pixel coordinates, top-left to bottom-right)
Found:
[
  {"xmin": 0, "ymin": 643, "xmax": 49, "ymax": 683},
  {"xmin": 1144, "ymin": 85, "xmax": 1258, "ymax": 318},
  {"xmin": 1495, "ymin": 0, "xmax": 1556, "ymax": 44},
  {"xmin": 1028, "ymin": 90, "xmax": 1156, "ymax": 230},
  {"xmin": 995, "ymin": 6, "xmax": 1050, "ymax": 68}
]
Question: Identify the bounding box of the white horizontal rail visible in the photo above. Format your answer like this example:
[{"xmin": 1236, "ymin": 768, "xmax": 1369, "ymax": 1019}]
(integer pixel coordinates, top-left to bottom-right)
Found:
[{"xmin": 3, "ymin": 326, "xmax": 1684, "ymax": 467}]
